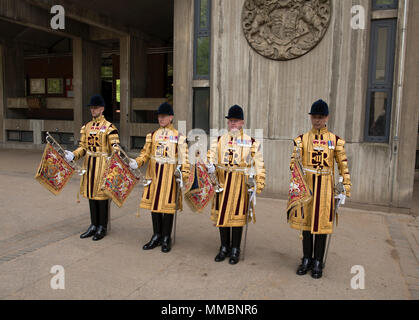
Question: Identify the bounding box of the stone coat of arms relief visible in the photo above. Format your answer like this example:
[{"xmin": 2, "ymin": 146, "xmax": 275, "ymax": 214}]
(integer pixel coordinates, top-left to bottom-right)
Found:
[{"xmin": 242, "ymin": 0, "xmax": 332, "ymax": 60}]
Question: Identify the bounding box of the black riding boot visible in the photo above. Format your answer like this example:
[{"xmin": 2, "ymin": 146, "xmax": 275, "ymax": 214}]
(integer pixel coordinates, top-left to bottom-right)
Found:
[
  {"xmin": 297, "ymin": 231, "xmax": 313, "ymax": 275},
  {"xmin": 93, "ymin": 200, "xmax": 108, "ymax": 241},
  {"xmin": 229, "ymin": 227, "xmax": 243, "ymax": 265},
  {"xmin": 161, "ymin": 214, "xmax": 174, "ymax": 253},
  {"xmin": 143, "ymin": 212, "xmax": 163, "ymax": 250},
  {"xmin": 80, "ymin": 200, "xmax": 99, "ymax": 238},
  {"xmin": 215, "ymin": 227, "xmax": 231, "ymax": 262},
  {"xmin": 312, "ymin": 234, "xmax": 327, "ymax": 279}
]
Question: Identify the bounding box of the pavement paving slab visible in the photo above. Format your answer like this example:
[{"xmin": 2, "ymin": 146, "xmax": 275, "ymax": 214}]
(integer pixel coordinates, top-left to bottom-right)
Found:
[{"xmin": 0, "ymin": 148, "xmax": 417, "ymax": 300}]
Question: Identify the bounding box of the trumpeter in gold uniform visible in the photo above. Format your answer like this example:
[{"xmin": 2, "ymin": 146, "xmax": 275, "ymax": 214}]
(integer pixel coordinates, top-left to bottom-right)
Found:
[
  {"xmin": 288, "ymin": 99, "xmax": 351, "ymax": 278},
  {"xmin": 207, "ymin": 105, "xmax": 265, "ymax": 264},
  {"xmin": 129, "ymin": 102, "xmax": 190, "ymax": 253},
  {"xmin": 64, "ymin": 94, "xmax": 120, "ymax": 241}
]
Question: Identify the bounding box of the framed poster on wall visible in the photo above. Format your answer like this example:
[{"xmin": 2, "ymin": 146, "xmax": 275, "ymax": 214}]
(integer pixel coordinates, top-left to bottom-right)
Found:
[
  {"xmin": 47, "ymin": 78, "xmax": 64, "ymax": 94},
  {"xmin": 30, "ymin": 78, "xmax": 45, "ymax": 94}
]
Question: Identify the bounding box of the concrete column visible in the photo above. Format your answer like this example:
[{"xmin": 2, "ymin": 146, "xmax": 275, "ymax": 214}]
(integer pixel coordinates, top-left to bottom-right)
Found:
[
  {"xmin": 173, "ymin": 0, "xmax": 194, "ymax": 134},
  {"xmin": 73, "ymin": 39, "xmax": 83, "ymax": 143},
  {"xmin": 4, "ymin": 43, "xmax": 25, "ymax": 120},
  {"xmin": 0, "ymin": 44, "xmax": 4, "ymax": 143},
  {"xmin": 119, "ymin": 35, "xmax": 131, "ymax": 149},
  {"xmin": 82, "ymin": 40, "xmax": 102, "ymax": 124},
  {"xmin": 4, "ymin": 44, "xmax": 25, "ymax": 99},
  {"xmin": 72, "ymin": 38, "xmax": 101, "ymax": 144},
  {"xmin": 130, "ymin": 36, "xmax": 147, "ymax": 100},
  {"xmin": 120, "ymin": 35, "xmax": 147, "ymax": 149},
  {"xmin": 392, "ymin": 0, "xmax": 419, "ymax": 208},
  {"xmin": 30, "ymin": 119, "xmax": 43, "ymax": 145}
]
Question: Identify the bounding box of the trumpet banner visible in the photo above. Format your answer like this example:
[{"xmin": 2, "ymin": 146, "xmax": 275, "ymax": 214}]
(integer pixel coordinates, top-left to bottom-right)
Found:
[
  {"xmin": 184, "ymin": 161, "xmax": 215, "ymax": 212},
  {"xmin": 35, "ymin": 143, "xmax": 75, "ymax": 195},
  {"xmin": 286, "ymin": 160, "xmax": 312, "ymax": 216},
  {"xmin": 102, "ymin": 152, "xmax": 139, "ymax": 207}
]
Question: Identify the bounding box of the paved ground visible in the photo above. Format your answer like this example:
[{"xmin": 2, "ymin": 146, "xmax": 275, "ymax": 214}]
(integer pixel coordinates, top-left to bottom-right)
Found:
[{"xmin": 0, "ymin": 148, "xmax": 418, "ymax": 300}]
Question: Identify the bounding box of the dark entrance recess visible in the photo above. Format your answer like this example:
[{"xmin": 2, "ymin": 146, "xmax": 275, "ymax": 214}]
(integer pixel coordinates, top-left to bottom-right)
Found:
[
  {"xmin": 101, "ymin": 80, "xmax": 113, "ymax": 122},
  {"xmin": 101, "ymin": 55, "xmax": 114, "ymax": 122}
]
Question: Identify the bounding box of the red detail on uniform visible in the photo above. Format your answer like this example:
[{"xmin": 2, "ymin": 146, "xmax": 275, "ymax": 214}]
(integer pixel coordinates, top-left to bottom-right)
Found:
[
  {"xmin": 153, "ymin": 164, "xmax": 165, "ymax": 211},
  {"xmin": 313, "ymin": 175, "xmax": 322, "ymax": 232},
  {"xmin": 235, "ymin": 180, "xmax": 243, "ymax": 216},
  {"xmin": 329, "ymin": 190, "xmax": 334, "ymax": 222},
  {"xmin": 219, "ymin": 172, "xmax": 232, "ymax": 226}
]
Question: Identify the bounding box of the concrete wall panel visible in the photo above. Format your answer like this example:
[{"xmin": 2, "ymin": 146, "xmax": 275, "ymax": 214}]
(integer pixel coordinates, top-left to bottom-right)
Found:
[{"xmin": 206, "ymin": 0, "xmax": 411, "ymax": 206}]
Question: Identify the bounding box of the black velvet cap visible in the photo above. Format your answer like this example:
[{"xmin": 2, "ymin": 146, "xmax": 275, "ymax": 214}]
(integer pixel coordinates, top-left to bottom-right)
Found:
[
  {"xmin": 309, "ymin": 99, "xmax": 329, "ymax": 116},
  {"xmin": 157, "ymin": 102, "xmax": 174, "ymax": 115},
  {"xmin": 88, "ymin": 94, "xmax": 105, "ymax": 107},
  {"xmin": 225, "ymin": 104, "xmax": 244, "ymax": 120}
]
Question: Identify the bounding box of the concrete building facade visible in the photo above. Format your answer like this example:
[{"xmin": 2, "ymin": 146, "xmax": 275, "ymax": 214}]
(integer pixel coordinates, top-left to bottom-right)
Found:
[{"xmin": 0, "ymin": 0, "xmax": 418, "ymax": 211}]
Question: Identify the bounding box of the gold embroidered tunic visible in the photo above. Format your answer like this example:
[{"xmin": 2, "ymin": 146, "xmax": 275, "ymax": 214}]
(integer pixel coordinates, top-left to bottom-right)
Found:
[
  {"xmin": 135, "ymin": 125, "xmax": 190, "ymax": 214},
  {"xmin": 288, "ymin": 127, "xmax": 352, "ymax": 234},
  {"xmin": 73, "ymin": 115, "xmax": 120, "ymax": 200},
  {"xmin": 208, "ymin": 129, "xmax": 266, "ymax": 227}
]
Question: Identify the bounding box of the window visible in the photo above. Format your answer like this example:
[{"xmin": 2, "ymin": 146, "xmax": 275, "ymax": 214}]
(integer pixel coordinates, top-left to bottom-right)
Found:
[
  {"xmin": 7, "ymin": 130, "xmax": 33, "ymax": 142},
  {"xmin": 194, "ymin": 0, "xmax": 211, "ymax": 80},
  {"xmin": 42, "ymin": 132, "xmax": 74, "ymax": 146},
  {"xmin": 7, "ymin": 131, "xmax": 20, "ymax": 141},
  {"xmin": 193, "ymin": 87, "xmax": 210, "ymax": 133},
  {"xmin": 193, "ymin": 1, "xmax": 211, "ymax": 131},
  {"xmin": 133, "ymin": 110, "xmax": 156, "ymax": 123},
  {"xmin": 131, "ymin": 136, "xmax": 146, "ymax": 150},
  {"xmin": 364, "ymin": 19, "xmax": 397, "ymax": 142},
  {"xmin": 372, "ymin": 0, "xmax": 398, "ymax": 10}
]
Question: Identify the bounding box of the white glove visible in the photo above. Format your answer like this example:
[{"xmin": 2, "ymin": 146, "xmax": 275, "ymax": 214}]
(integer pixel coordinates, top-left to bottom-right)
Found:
[
  {"xmin": 176, "ymin": 177, "xmax": 183, "ymax": 188},
  {"xmin": 64, "ymin": 150, "xmax": 74, "ymax": 162},
  {"xmin": 129, "ymin": 159, "xmax": 138, "ymax": 170},
  {"xmin": 207, "ymin": 163, "xmax": 215, "ymax": 174},
  {"xmin": 335, "ymin": 193, "xmax": 346, "ymax": 205},
  {"xmin": 174, "ymin": 165, "xmax": 183, "ymax": 188},
  {"xmin": 247, "ymin": 178, "xmax": 256, "ymax": 189},
  {"xmin": 248, "ymin": 188, "xmax": 256, "ymax": 205},
  {"xmin": 247, "ymin": 188, "xmax": 256, "ymax": 219}
]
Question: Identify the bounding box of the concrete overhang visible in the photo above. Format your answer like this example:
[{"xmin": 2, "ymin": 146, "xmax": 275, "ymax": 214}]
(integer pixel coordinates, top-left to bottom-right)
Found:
[
  {"xmin": 0, "ymin": 0, "xmax": 91, "ymax": 40},
  {"xmin": 24, "ymin": 0, "xmax": 174, "ymax": 43}
]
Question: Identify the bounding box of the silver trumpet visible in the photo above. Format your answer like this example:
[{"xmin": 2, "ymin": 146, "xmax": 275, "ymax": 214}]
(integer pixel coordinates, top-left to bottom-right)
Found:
[
  {"xmin": 172, "ymin": 164, "xmax": 183, "ymax": 245},
  {"xmin": 242, "ymin": 159, "xmax": 256, "ymax": 261},
  {"xmin": 46, "ymin": 132, "xmax": 86, "ymax": 176},
  {"xmin": 112, "ymin": 144, "xmax": 152, "ymax": 187},
  {"xmin": 209, "ymin": 166, "xmax": 223, "ymax": 193},
  {"xmin": 323, "ymin": 176, "xmax": 345, "ymax": 267},
  {"xmin": 193, "ymin": 135, "xmax": 223, "ymax": 193}
]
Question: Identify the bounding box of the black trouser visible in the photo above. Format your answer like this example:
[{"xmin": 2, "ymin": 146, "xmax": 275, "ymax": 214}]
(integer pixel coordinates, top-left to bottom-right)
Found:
[
  {"xmin": 302, "ymin": 231, "xmax": 327, "ymax": 261},
  {"xmin": 219, "ymin": 227, "xmax": 243, "ymax": 249},
  {"xmin": 88, "ymin": 199, "xmax": 109, "ymax": 228}
]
